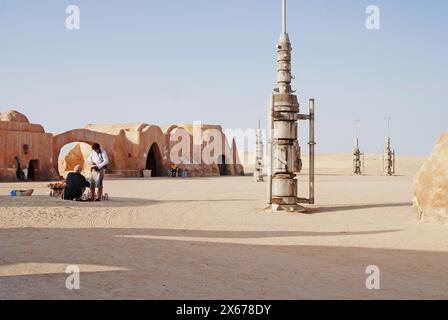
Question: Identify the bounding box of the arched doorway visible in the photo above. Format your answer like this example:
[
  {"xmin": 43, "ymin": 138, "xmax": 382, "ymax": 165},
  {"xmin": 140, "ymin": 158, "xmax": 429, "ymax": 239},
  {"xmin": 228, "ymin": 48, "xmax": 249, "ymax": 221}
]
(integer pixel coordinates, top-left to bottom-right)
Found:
[
  {"xmin": 146, "ymin": 143, "xmax": 164, "ymax": 177},
  {"xmin": 58, "ymin": 142, "xmax": 92, "ymax": 178},
  {"xmin": 217, "ymin": 155, "xmax": 228, "ymax": 176},
  {"xmin": 27, "ymin": 160, "xmax": 40, "ymax": 181}
]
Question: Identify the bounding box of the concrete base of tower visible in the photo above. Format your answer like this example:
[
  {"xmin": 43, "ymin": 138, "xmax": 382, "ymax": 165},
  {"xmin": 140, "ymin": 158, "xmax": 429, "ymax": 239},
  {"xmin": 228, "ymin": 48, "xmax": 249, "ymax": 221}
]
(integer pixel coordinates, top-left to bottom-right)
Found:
[{"xmin": 264, "ymin": 203, "xmax": 307, "ymax": 213}]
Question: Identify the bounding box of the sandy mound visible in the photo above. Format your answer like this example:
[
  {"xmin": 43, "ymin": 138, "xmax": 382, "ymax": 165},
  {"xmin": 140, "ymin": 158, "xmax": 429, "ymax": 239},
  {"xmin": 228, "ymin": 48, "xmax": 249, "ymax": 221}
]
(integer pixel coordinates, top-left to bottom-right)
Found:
[{"xmin": 414, "ymin": 132, "xmax": 448, "ymax": 223}]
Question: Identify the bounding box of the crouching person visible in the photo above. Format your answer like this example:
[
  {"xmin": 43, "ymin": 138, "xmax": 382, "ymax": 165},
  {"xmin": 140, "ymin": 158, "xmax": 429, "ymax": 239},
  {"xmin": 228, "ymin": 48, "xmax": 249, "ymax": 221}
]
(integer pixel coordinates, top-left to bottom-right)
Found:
[{"xmin": 64, "ymin": 165, "xmax": 90, "ymax": 201}]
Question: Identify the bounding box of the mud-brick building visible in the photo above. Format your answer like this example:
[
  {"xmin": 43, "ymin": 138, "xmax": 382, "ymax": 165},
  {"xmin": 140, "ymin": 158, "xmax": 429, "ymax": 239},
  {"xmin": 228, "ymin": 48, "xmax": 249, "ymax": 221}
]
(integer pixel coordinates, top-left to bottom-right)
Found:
[
  {"xmin": 0, "ymin": 110, "xmax": 244, "ymax": 182},
  {"xmin": 0, "ymin": 110, "xmax": 57, "ymax": 181}
]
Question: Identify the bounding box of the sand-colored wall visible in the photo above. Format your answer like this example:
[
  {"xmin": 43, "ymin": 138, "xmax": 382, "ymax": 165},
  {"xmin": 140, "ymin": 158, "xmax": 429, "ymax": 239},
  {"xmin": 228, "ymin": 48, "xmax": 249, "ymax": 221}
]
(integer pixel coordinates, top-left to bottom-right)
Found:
[
  {"xmin": 1, "ymin": 110, "xmax": 244, "ymax": 181},
  {"xmin": 56, "ymin": 124, "xmax": 244, "ymax": 178},
  {"xmin": 0, "ymin": 122, "xmax": 57, "ymax": 181}
]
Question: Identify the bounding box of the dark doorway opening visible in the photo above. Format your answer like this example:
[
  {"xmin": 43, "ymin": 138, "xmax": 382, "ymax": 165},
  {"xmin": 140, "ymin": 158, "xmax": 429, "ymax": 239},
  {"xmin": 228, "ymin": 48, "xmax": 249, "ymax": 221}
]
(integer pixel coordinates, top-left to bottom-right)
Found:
[
  {"xmin": 27, "ymin": 160, "xmax": 40, "ymax": 181},
  {"xmin": 146, "ymin": 143, "xmax": 163, "ymax": 177},
  {"xmin": 217, "ymin": 155, "xmax": 228, "ymax": 176}
]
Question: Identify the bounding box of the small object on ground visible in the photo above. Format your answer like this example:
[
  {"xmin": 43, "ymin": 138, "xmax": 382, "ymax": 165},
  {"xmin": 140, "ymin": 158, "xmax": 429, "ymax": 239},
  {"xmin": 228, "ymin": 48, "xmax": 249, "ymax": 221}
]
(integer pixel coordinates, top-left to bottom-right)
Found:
[
  {"xmin": 47, "ymin": 182, "xmax": 66, "ymax": 189},
  {"xmin": 142, "ymin": 169, "xmax": 152, "ymax": 178},
  {"xmin": 47, "ymin": 181, "xmax": 66, "ymax": 198},
  {"xmin": 80, "ymin": 191, "xmax": 90, "ymax": 201},
  {"xmin": 168, "ymin": 164, "xmax": 178, "ymax": 177},
  {"xmin": 102, "ymin": 193, "xmax": 109, "ymax": 201},
  {"xmin": 10, "ymin": 189, "xmax": 34, "ymax": 197}
]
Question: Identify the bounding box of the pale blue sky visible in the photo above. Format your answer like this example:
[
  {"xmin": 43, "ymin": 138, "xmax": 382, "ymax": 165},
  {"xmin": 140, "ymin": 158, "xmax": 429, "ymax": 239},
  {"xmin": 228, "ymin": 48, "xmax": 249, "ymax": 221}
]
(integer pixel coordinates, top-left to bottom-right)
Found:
[{"xmin": 1, "ymin": 0, "xmax": 447, "ymax": 155}]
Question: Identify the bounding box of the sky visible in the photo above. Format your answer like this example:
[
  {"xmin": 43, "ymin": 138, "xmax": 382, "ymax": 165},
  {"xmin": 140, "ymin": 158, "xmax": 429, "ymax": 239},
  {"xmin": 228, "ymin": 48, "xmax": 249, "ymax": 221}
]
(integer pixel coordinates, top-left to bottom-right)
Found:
[{"xmin": 0, "ymin": 0, "xmax": 447, "ymax": 156}]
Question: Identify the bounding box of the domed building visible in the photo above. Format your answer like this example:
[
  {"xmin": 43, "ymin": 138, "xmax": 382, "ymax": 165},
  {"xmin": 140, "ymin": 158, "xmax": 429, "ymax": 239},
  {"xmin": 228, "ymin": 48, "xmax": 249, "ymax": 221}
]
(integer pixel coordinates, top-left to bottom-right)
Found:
[
  {"xmin": 0, "ymin": 110, "xmax": 57, "ymax": 181},
  {"xmin": 0, "ymin": 110, "xmax": 30, "ymax": 123},
  {"xmin": 0, "ymin": 109, "xmax": 244, "ymax": 182}
]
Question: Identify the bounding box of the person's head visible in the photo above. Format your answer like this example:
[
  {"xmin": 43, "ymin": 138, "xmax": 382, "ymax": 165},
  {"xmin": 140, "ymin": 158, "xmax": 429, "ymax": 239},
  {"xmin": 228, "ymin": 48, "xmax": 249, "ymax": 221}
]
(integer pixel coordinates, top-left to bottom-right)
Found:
[
  {"xmin": 92, "ymin": 143, "xmax": 101, "ymax": 152},
  {"xmin": 74, "ymin": 164, "xmax": 82, "ymax": 173}
]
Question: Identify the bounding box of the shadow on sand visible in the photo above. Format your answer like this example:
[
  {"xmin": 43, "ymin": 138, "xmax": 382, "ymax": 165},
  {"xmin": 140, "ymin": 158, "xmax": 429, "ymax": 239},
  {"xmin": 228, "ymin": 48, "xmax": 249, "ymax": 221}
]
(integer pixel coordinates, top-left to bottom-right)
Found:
[
  {"xmin": 310, "ymin": 202, "xmax": 413, "ymax": 214},
  {"xmin": 0, "ymin": 195, "xmax": 160, "ymax": 208},
  {"xmin": 0, "ymin": 196, "xmax": 413, "ymax": 213},
  {"xmin": 1, "ymin": 227, "xmax": 448, "ymax": 299}
]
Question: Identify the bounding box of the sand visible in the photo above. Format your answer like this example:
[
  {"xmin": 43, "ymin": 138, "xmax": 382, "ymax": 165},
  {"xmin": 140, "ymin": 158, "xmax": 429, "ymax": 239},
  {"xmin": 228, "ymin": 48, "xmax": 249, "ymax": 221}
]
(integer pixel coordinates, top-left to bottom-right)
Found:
[{"xmin": 1, "ymin": 153, "xmax": 448, "ymax": 300}]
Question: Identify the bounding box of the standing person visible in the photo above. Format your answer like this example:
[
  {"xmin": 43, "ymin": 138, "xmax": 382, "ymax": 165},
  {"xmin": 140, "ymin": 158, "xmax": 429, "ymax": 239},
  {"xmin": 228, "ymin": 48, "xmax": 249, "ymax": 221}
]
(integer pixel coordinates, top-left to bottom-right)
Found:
[
  {"xmin": 88, "ymin": 143, "xmax": 109, "ymax": 201},
  {"xmin": 14, "ymin": 156, "xmax": 25, "ymax": 181},
  {"xmin": 64, "ymin": 164, "xmax": 90, "ymax": 201}
]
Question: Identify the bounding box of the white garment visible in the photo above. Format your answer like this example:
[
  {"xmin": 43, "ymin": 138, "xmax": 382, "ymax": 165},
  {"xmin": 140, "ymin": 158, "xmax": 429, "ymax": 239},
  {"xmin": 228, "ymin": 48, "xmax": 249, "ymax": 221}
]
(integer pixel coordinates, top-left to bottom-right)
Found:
[{"xmin": 88, "ymin": 148, "xmax": 109, "ymax": 170}]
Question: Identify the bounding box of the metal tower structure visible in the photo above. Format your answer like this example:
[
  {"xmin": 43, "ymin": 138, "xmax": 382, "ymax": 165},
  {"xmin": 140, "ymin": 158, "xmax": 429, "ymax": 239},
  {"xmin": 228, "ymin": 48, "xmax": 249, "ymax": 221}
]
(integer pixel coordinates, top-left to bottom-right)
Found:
[
  {"xmin": 254, "ymin": 120, "xmax": 264, "ymax": 182},
  {"xmin": 353, "ymin": 120, "xmax": 364, "ymax": 175},
  {"xmin": 266, "ymin": 0, "xmax": 315, "ymax": 212},
  {"xmin": 383, "ymin": 117, "xmax": 396, "ymax": 176}
]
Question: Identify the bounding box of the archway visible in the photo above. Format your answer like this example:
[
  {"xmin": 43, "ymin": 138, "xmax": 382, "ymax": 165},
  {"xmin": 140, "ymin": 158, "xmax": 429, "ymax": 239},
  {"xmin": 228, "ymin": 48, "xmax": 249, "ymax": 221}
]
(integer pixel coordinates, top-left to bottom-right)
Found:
[
  {"xmin": 58, "ymin": 142, "xmax": 92, "ymax": 178},
  {"xmin": 217, "ymin": 155, "xmax": 229, "ymax": 176},
  {"xmin": 146, "ymin": 143, "xmax": 164, "ymax": 177},
  {"xmin": 52, "ymin": 128, "xmax": 111, "ymax": 177}
]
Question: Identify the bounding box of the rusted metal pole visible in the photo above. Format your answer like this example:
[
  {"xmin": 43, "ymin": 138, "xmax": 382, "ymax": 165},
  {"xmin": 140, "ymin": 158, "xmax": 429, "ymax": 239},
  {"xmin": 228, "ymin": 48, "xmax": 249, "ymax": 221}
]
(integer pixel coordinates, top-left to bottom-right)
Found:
[{"xmin": 309, "ymin": 99, "xmax": 315, "ymax": 204}]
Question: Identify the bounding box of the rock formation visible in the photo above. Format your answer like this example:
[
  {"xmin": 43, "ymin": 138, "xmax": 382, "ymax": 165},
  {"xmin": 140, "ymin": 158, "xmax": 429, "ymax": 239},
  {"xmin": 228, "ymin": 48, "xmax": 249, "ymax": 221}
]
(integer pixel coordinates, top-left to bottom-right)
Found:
[{"xmin": 413, "ymin": 132, "xmax": 448, "ymax": 223}]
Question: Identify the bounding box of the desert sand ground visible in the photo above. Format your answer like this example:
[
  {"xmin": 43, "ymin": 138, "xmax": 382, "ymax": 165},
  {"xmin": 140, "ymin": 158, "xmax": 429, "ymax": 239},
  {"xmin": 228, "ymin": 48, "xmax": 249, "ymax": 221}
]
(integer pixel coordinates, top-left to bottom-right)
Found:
[{"xmin": 1, "ymin": 153, "xmax": 448, "ymax": 300}]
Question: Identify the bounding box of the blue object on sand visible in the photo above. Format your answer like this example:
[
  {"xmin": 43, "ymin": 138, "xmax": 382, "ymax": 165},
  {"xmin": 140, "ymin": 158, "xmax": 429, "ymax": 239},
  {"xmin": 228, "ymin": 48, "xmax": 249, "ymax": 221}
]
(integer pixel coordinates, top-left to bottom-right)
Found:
[{"xmin": 10, "ymin": 190, "xmax": 17, "ymax": 197}]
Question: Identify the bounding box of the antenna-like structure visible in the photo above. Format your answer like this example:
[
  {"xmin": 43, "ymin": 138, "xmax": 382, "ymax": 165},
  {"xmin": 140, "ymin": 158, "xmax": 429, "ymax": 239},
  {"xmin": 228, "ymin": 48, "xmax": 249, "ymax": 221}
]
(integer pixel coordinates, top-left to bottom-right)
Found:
[
  {"xmin": 282, "ymin": 0, "xmax": 287, "ymax": 34},
  {"xmin": 266, "ymin": 0, "xmax": 316, "ymax": 212},
  {"xmin": 254, "ymin": 120, "xmax": 264, "ymax": 182},
  {"xmin": 383, "ymin": 117, "xmax": 396, "ymax": 175},
  {"xmin": 354, "ymin": 119, "xmax": 360, "ymax": 149},
  {"xmin": 353, "ymin": 120, "xmax": 364, "ymax": 175}
]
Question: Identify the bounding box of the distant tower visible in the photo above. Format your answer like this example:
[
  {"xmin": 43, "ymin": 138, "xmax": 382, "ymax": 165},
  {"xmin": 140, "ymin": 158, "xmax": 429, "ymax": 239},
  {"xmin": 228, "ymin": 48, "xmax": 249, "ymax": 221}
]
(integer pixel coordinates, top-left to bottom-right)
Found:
[
  {"xmin": 254, "ymin": 120, "xmax": 264, "ymax": 182},
  {"xmin": 383, "ymin": 117, "xmax": 396, "ymax": 176},
  {"xmin": 266, "ymin": 0, "xmax": 315, "ymax": 212},
  {"xmin": 353, "ymin": 120, "xmax": 364, "ymax": 175}
]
